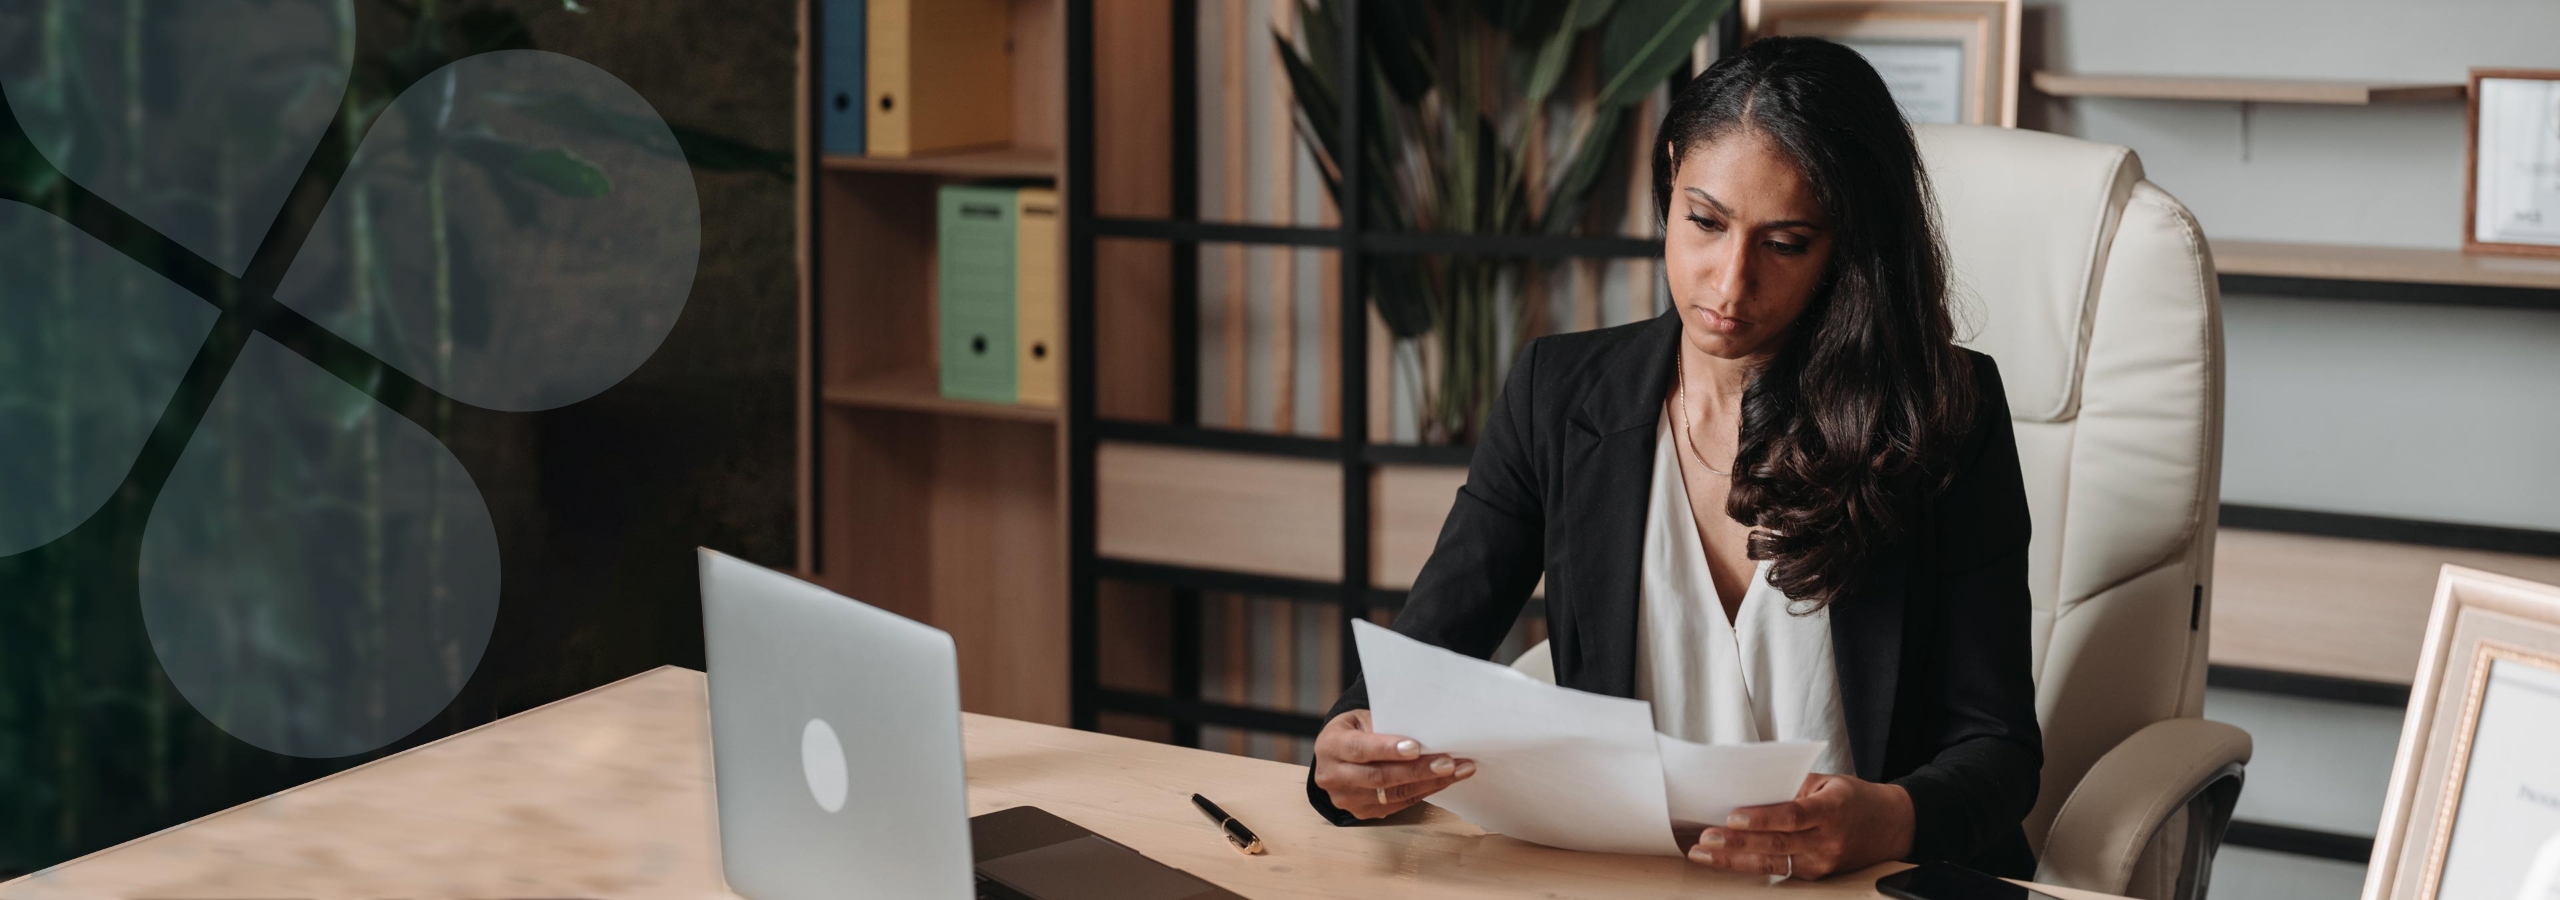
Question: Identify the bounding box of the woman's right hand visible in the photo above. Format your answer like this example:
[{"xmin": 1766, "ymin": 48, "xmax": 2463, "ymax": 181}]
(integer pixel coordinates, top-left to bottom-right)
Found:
[{"xmin": 1311, "ymin": 709, "xmax": 1476, "ymax": 819}]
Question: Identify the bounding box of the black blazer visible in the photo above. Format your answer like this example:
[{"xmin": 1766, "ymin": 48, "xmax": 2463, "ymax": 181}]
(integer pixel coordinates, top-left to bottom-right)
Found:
[{"xmin": 1309, "ymin": 309, "xmax": 2044, "ymax": 877}]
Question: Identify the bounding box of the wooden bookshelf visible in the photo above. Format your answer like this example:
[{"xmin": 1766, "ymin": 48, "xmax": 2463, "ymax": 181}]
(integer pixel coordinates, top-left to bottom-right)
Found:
[
  {"xmin": 800, "ymin": 0, "xmax": 1082, "ymax": 728},
  {"xmin": 2213, "ymin": 239, "xmax": 2560, "ymax": 292},
  {"xmin": 2033, "ymin": 72, "xmax": 2465, "ymax": 105},
  {"xmin": 799, "ymin": 0, "xmax": 1179, "ymax": 734}
]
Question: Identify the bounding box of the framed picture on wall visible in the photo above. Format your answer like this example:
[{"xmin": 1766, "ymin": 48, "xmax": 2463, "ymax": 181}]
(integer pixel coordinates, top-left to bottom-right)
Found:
[
  {"xmin": 1741, "ymin": 0, "xmax": 2020, "ymax": 127},
  {"xmin": 2466, "ymin": 68, "xmax": 2560, "ymax": 258},
  {"xmin": 2365, "ymin": 566, "xmax": 2560, "ymax": 900}
]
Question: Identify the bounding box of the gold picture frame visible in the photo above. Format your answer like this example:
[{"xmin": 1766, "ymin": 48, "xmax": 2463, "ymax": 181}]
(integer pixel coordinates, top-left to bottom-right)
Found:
[
  {"xmin": 2366, "ymin": 566, "xmax": 2560, "ymax": 900},
  {"xmin": 1741, "ymin": 0, "xmax": 2020, "ymax": 127}
]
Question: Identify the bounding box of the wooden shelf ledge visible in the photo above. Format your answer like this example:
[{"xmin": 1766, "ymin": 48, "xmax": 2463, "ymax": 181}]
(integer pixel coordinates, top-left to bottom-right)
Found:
[
  {"xmin": 2212, "ymin": 527, "xmax": 2560, "ymax": 686},
  {"xmin": 820, "ymin": 145, "xmax": 1059, "ymax": 179},
  {"xmin": 2033, "ymin": 72, "xmax": 2464, "ymax": 105},
  {"xmin": 824, "ymin": 370, "xmax": 1059, "ymax": 423},
  {"xmin": 2212, "ymin": 239, "xmax": 2560, "ymax": 292}
]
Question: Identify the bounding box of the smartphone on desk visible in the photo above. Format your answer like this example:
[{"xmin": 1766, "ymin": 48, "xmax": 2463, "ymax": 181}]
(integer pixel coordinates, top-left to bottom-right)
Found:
[{"xmin": 1876, "ymin": 863, "xmax": 2064, "ymax": 900}]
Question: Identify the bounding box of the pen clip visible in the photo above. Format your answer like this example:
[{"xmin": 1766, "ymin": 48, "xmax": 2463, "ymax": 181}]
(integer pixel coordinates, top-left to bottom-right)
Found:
[{"xmin": 1220, "ymin": 818, "xmax": 1264, "ymax": 855}]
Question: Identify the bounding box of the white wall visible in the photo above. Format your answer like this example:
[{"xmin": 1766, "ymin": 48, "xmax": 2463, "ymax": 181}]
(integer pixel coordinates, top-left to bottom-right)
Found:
[
  {"xmin": 2222, "ymin": 296, "xmax": 2560, "ymax": 530},
  {"xmin": 2031, "ymin": 0, "xmax": 2560, "ymax": 531}
]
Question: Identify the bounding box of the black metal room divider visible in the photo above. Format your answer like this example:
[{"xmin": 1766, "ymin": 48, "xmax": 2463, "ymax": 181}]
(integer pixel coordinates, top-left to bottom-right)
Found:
[{"xmin": 1062, "ymin": 0, "xmax": 1740, "ymax": 750}]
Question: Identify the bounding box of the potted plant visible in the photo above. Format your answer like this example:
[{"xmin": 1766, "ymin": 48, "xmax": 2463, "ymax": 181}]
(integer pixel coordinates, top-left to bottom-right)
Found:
[{"xmin": 1276, "ymin": 0, "xmax": 1727, "ymax": 444}]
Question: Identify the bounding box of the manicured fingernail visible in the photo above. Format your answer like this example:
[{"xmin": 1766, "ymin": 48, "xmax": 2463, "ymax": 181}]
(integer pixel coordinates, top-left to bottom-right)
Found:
[
  {"xmin": 1394, "ymin": 739, "xmax": 1420, "ymax": 757},
  {"xmin": 1696, "ymin": 851, "xmax": 1719, "ymax": 865},
  {"xmin": 1727, "ymin": 813, "xmax": 1751, "ymax": 828},
  {"xmin": 1429, "ymin": 757, "xmax": 1455, "ymax": 775},
  {"xmin": 1698, "ymin": 830, "xmax": 1725, "ymax": 847},
  {"xmin": 1455, "ymin": 760, "xmax": 1477, "ymax": 778}
]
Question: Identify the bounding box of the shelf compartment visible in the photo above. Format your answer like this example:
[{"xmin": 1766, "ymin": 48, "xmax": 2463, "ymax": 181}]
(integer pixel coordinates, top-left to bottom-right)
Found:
[
  {"xmin": 2211, "ymin": 527, "xmax": 2560, "ymax": 686},
  {"xmin": 826, "ymin": 368, "xmax": 1059, "ymax": 423},
  {"xmin": 2033, "ymin": 72, "xmax": 2464, "ymax": 105},
  {"xmin": 1096, "ymin": 442, "xmax": 1343, "ymax": 583},
  {"xmin": 1368, "ymin": 463, "xmax": 1544, "ymax": 597},
  {"xmin": 1371, "ymin": 464, "xmax": 1465, "ymax": 591},
  {"xmin": 818, "ymin": 406, "xmax": 1065, "ymax": 724}
]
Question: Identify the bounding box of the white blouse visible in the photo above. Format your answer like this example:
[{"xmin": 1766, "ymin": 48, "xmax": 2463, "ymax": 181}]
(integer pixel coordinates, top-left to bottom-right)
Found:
[{"xmin": 1633, "ymin": 411, "xmax": 1856, "ymax": 776}]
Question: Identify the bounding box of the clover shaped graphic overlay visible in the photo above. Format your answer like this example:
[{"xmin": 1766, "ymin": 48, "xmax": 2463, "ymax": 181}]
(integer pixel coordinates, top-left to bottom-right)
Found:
[{"xmin": 0, "ymin": 4, "xmax": 698, "ymax": 760}]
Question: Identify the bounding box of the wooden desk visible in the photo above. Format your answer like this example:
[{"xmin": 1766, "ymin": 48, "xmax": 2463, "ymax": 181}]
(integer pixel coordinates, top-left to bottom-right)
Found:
[{"xmin": 1, "ymin": 667, "xmax": 2123, "ymax": 899}]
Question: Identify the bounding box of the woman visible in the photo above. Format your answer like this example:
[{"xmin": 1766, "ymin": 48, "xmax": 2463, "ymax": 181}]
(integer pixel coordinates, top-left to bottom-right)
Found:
[{"xmin": 1305, "ymin": 37, "xmax": 2041, "ymax": 881}]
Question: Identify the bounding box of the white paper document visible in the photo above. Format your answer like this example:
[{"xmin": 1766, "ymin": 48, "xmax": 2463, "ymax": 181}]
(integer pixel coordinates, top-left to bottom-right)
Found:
[
  {"xmin": 1657, "ymin": 735, "xmax": 1824, "ymax": 829},
  {"xmin": 1352, "ymin": 621, "xmax": 1823, "ymax": 856}
]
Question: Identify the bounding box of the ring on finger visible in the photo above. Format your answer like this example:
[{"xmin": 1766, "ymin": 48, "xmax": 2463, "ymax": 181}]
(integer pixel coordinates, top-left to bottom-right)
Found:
[{"xmin": 1783, "ymin": 855, "xmax": 1794, "ymax": 879}]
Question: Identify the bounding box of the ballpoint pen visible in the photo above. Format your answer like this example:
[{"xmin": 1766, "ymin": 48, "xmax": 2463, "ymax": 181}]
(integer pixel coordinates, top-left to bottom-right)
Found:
[{"xmin": 1190, "ymin": 793, "xmax": 1265, "ymax": 856}]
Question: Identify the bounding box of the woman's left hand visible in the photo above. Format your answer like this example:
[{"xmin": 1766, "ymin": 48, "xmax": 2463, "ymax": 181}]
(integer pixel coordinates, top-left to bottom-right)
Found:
[{"xmin": 1686, "ymin": 773, "xmax": 1915, "ymax": 880}]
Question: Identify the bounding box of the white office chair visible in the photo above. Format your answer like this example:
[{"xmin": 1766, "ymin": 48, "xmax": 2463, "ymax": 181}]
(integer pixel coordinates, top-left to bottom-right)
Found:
[{"xmin": 1510, "ymin": 124, "xmax": 2245, "ymax": 900}]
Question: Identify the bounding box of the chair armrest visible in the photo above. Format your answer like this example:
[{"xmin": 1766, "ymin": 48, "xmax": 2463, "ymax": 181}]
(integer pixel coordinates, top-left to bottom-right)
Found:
[{"xmin": 2036, "ymin": 718, "xmax": 2252, "ymax": 897}]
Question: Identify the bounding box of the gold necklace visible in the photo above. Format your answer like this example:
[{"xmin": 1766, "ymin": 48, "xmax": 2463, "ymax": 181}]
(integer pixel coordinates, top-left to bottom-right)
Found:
[{"xmin": 1675, "ymin": 350, "xmax": 1734, "ymax": 477}]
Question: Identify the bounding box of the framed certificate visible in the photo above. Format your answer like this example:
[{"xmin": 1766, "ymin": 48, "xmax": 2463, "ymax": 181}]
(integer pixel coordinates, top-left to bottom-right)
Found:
[
  {"xmin": 2366, "ymin": 566, "xmax": 2560, "ymax": 900},
  {"xmin": 1742, "ymin": 0, "xmax": 2020, "ymax": 127},
  {"xmin": 2465, "ymin": 69, "xmax": 2560, "ymax": 258}
]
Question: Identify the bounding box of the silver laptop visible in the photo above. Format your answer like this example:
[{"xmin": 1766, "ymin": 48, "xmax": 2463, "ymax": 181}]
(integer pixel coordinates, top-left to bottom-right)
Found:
[
  {"xmin": 699, "ymin": 550, "xmax": 1241, "ymax": 900},
  {"xmin": 700, "ymin": 549, "xmax": 975, "ymax": 899}
]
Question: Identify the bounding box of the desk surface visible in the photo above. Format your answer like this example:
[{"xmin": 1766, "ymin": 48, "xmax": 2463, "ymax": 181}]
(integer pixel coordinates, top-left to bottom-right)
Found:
[{"xmin": 1, "ymin": 666, "xmax": 2122, "ymax": 899}]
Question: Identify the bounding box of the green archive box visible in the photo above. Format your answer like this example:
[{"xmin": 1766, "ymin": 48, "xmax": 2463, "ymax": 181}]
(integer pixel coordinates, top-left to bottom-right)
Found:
[{"xmin": 937, "ymin": 184, "xmax": 1017, "ymax": 404}]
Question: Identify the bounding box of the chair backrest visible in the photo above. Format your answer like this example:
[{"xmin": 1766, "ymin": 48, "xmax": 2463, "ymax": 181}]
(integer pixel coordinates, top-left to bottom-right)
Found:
[{"xmin": 1913, "ymin": 123, "xmax": 2225, "ymax": 852}]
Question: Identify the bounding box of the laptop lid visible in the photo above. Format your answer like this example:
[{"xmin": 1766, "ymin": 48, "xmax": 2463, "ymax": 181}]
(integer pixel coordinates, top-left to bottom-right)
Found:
[{"xmin": 699, "ymin": 549, "xmax": 973, "ymax": 900}]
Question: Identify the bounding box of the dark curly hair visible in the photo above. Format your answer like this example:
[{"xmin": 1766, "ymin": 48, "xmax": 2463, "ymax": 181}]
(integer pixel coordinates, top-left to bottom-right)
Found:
[{"xmin": 1651, "ymin": 36, "xmax": 1977, "ymax": 612}]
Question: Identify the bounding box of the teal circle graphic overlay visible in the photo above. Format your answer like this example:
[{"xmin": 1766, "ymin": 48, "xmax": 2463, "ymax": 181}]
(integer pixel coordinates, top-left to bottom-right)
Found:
[
  {"xmin": 274, "ymin": 50, "xmax": 702, "ymax": 413},
  {"xmin": 139, "ymin": 336, "xmax": 503, "ymax": 759},
  {"xmin": 1, "ymin": 0, "xmax": 701, "ymax": 760},
  {"xmin": 0, "ymin": 201, "xmax": 220, "ymax": 556},
  {"xmin": 0, "ymin": 0, "xmax": 351, "ymax": 278}
]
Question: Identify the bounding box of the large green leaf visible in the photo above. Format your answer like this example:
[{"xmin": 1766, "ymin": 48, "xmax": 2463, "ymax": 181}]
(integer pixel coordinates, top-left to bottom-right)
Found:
[
  {"xmin": 447, "ymin": 129, "xmax": 611, "ymax": 199},
  {"xmin": 1272, "ymin": 33, "xmax": 1343, "ymax": 200},
  {"xmin": 1368, "ymin": 254, "xmax": 1437, "ymax": 339},
  {"xmin": 1595, "ymin": 0, "xmax": 1727, "ymax": 106},
  {"xmin": 1481, "ymin": 113, "xmax": 1526, "ymax": 234},
  {"xmin": 1364, "ymin": 2, "xmax": 1434, "ymax": 106},
  {"xmin": 487, "ymin": 91, "xmax": 678, "ymax": 156},
  {"xmin": 1540, "ymin": 104, "xmax": 1626, "ymax": 233},
  {"xmin": 506, "ymin": 147, "xmax": 610, "ymax": 197},
  {"xmin": 486, "ymin": 90, "xmax": 788, "ymax": 177},
  {"xmin": 667, "ymin": 126, "xmax": 791, "ymax": 176},
  {"xmin": 1350, "ymin": 56, "xmax": 1409, "ymax": 226},
  {"xmin": 1501, "ymin": 0, "xmax": 1577, "ymax": 36},
  {"xmin": 1298, "ymin": 0, "xmax": 1338, "ymax": 91},
  {"xmin": 1574, "ymin": 0, "xmax": 1623, "ymax": 29},
  {"xmin": 1520, "ymin": 0, "xmax": 1580, "ymax": 108}
]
